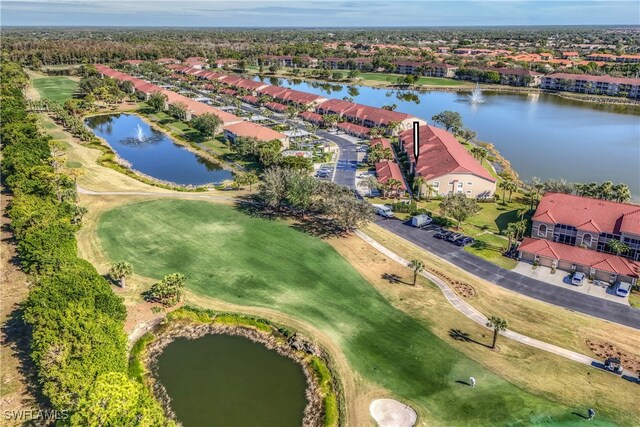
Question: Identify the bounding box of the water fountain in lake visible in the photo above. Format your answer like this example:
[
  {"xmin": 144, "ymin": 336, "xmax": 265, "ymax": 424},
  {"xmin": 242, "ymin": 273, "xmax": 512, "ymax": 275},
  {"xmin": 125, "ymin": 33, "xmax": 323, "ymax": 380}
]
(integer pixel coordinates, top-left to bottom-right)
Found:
[
  {"xmin": 468, "ymin": 83, "xmax": 485, "ymax": 104},
  {"xmin": 136, "ymin": 124, "xmax": 145, "ymax": 141}
]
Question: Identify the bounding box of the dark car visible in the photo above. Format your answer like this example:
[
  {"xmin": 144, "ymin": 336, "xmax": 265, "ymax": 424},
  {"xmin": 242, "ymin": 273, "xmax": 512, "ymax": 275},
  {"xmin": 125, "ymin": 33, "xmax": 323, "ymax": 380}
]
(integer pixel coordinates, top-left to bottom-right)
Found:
[
  {"xmin": 434, "ymin": 230, "xmax": 453, "ymax": 239},
  {"xmin": 454, "ymin": 236, "xmax": 475, "ymax": 246},
  {"xmin": 424, "ymin": 224, "xmax": 442, "ymax": 232},
  {"xmin": 446, "ymin": 232, "xmax": 464, "ymax": 242}
]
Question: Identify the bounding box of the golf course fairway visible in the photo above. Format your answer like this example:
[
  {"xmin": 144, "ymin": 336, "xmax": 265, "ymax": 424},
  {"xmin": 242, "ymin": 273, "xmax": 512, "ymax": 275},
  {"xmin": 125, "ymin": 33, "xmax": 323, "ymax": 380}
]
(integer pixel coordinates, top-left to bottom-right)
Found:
[{"xmin": 96, "ymin": 199, "xmax": 612, "ymax": 426}]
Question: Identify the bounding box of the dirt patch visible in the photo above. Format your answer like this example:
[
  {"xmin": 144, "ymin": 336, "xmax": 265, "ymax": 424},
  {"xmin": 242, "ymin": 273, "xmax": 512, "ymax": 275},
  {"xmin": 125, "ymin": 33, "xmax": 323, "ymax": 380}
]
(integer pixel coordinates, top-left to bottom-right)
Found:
[
  {"xmin": 586, "ymin": 339, "xmax": 640, "ymax": 374},
  {"xmin": 0, "ymin": 188, "xmax": 39, "ymax": 423},
  {"xmin": 425, "ymin": 265, "xmax": 476, "ymax": 298}
]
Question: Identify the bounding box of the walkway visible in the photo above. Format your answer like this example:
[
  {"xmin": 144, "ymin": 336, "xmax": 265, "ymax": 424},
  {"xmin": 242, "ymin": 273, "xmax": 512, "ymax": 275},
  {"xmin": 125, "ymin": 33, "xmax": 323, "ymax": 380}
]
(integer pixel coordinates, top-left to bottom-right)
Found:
[
  {"xmin": 355, "ymin": 230, "xmax": 633, "ymax": 374},
  {"xmin": 377, "ymin": 219, "xmax": 640, "ymax": 329}
]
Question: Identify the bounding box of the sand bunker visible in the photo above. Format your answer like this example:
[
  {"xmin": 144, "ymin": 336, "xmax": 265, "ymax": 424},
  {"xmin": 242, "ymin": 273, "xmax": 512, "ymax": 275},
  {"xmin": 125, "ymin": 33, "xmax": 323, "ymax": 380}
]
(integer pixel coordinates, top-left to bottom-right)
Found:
[{"xmin": 370, "ymin": 398, "xmax": 417, "ymax": 427}]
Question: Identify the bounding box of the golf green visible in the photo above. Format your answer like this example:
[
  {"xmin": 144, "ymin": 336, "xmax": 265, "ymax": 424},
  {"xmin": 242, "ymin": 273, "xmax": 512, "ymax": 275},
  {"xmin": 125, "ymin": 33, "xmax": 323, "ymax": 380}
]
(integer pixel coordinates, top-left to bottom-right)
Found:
[
  {"xmin": 97, "ymin": 200, "xmax": 601, "ymax": 425},
  {"xmin": 32, "ymin": 76, "xmax": 78, "ymax": 102}
]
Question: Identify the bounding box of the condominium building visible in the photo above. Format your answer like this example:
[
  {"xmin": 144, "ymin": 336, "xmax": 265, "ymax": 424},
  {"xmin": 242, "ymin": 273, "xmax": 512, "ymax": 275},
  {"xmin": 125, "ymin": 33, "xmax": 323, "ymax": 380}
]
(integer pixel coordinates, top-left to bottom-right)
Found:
[{"xmin": 541, "ymin": 73, "xmax": 640, "ymax": 98}]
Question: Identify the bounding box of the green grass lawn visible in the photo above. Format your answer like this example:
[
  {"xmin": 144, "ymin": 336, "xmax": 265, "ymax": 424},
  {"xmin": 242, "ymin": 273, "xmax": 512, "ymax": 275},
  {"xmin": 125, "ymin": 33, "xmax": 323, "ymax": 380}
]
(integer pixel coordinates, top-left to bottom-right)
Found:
[
  {"xmin": 32, "ymin": 76, "xmax": 78, "ymax": 102},
  {"xmin": 96, "ymin": 199, "xmax": 604, "ymax": 426},
  {"xmin": 357, "ymin": 72, "xmax": 470, "ymax": 87}
]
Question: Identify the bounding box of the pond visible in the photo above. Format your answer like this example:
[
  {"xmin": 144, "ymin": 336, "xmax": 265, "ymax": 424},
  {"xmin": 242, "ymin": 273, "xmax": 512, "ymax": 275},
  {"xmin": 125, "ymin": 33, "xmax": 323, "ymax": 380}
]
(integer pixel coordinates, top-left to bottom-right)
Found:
[
  {"xmin": 156, "ymin": 334, "xmax": 308, "ymax": 427},
  {"xmin": 85, "ymin": 113, "xmax": 233, "ymax": 186},
  {"xmin": 258, "ymin": 76, "xmax": 640, "ymax": 199}
]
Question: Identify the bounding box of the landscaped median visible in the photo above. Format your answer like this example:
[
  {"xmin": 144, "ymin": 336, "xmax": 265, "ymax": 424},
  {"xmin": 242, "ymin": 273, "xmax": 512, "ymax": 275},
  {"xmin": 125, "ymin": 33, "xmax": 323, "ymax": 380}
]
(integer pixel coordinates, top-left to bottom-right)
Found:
[{"xmin": 129, "ymin": 306, "xmax": 342, "ymax": 427}]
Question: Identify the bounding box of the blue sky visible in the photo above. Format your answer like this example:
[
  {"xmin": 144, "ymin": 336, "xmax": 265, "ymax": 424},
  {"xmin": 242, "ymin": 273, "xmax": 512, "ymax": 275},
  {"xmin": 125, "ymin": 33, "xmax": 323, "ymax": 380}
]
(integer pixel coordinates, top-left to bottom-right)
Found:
[{"xmin": 2, "ymin": 1, "xmax": 639, "ymax": 27}]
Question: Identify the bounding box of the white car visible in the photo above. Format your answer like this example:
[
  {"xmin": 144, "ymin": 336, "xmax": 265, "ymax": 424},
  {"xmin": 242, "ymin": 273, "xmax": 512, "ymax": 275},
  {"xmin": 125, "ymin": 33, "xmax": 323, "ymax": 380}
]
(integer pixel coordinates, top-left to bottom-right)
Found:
[
  {"xmin": 571, "ymin": 272, "xmax": 585, "ymax": 286},
  {"xmin": 615, "ymin": 282, "xmax": 631, "ymax": 298}
]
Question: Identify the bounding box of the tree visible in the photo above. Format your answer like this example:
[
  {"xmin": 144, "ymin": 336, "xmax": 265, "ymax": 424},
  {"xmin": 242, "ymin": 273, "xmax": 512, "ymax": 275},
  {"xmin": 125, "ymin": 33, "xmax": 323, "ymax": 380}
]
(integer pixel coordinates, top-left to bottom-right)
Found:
[
  {"xmin": 439, "ymin": 193, "xmax": 480, "ymax": 229},
  {"xmin": 146, "ymin": 91, "xmax": 167, "ymax": 112},
  {"xmin": 363, "ymin": 175, "xmax": 380, "ymax": 197},
  {"xmin": 408, "ymin": 259, "xmax": 424, "ymax": 286},
  {"xmin": 145, "ymin": 273, "xmax": 186, "ymax": 306},
  {"xmin": 280, "ymin": 156, "xmax": 313, "ymax": 172},
  {"xmin": 413, "ymin": 176, "xmax": 426, "ymax": 200},
  {"xmin": 505, "ymin": 223, "xmax": 518, "ymax": 250},
  {"xmin": 347, "ymin": 69, "xmax": 359, "ymax": 80},
  {"xmin": 286, "ymin": 174, "xmax": 317, "ymax": 218},
  {"xmin": 531, "ymin": 176, "xmax": 544, "ymax": 207},
  {"xmin": 612, "ymin": 183, "xmax": 631, "ymax": 203},
  {"xmin": 458, "ymin": 128, "xmax": 477, "ymax": 144},
  {"xmin": 191, "ymin": 112, "xmax": 223, "ymax": 138},
  {"xmin": 607, "ymin": 239, "xmax": 630, "ymax": 256},
  {"xmin": 506, "ymin": 180, "xmax": 518, "ymax": 202},
  {"xmin": 238, "ymin": 171, "xmax": 259, "ymax": 191},
  {"xmin": 70, "ymin": 372, "xmax": 165, "ymax": 427},
  {"xmin": 486, "ymin": 316, "xmax": 508, "ymax": 349},
  {"xmin": 109, "ymin": 261, "xmax": 133, "ymax": 289},
  {"xmin": 498, "ymin": 180, "xmax": 517, "ymax": 204},
  {"xmin": 168, "ymin": 101, "xmax": 187, "ymax": 120},
  {"xmin": 259, "ymin": 166, "xmax": 291, "ymax": 211},
  {"xmin": 431, "ymin": 111, "xmax": 463, "ymax": 133}
]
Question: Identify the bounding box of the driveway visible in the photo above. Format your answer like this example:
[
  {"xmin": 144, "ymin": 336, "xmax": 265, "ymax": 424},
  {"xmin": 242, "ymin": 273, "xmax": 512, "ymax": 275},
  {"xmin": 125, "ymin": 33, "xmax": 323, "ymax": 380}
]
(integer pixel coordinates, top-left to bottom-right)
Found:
[
  {"xmin": 513, "ymin": 262, "xmax": 630, "ymax": 306},
  {"xmin": 318, "ymin": 130, "xmax": 358, "ymax": 189},
  {"xmin": 376, "ymin": 218, "xmax": 640, "ymax": 329}
]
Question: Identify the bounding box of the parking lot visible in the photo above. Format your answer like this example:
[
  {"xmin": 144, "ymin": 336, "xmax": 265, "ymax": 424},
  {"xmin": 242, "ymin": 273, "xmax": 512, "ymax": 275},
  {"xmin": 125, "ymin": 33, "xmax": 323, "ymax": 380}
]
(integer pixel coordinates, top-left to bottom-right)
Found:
[{"xmin": 513, "ymin": 262, "xmax": 630, "ymax": 305}]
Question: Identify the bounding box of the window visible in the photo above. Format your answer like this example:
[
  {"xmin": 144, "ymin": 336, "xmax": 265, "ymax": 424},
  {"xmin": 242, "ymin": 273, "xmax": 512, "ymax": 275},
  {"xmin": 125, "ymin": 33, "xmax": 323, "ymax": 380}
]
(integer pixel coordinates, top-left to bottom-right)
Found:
[
  {"xmin": 457, "ymin": 182, "xmax": 463, "ymax": 189},
  {"xmin": 538, "ymin": 224, "xmax": 548, "ymax": 237},
  {"xmin": 432, "ymin": 181, "xmax": 439, "ymax": 188},
  {"xmin": 582, "ymin": 233, "xmax": 592, "ymax": 246},
  {"xmin": 466, "ymin": 190, "xmax": 472, "ymax": 194},
  {"xmin": 467, "ymin": 182, "xmax": 473, "ymax": 186}
]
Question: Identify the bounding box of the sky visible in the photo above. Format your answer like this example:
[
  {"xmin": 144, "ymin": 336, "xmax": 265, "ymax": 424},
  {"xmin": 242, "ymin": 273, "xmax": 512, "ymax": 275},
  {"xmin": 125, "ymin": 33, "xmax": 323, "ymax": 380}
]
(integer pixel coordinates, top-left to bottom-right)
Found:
[{"xmin": 2, "ymin": 0, "xmax": 639, "ymax": 27}]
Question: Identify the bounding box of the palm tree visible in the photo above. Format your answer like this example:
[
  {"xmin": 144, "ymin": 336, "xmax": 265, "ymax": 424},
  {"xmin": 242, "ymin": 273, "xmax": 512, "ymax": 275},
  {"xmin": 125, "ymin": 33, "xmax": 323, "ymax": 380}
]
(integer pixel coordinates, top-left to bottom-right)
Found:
[
  {"xmin": 532, "ymin": 177, "xmax": 544, "ymax": 206},
  {"xmin": 109, "ymin": 261, "xmax": 133, "ymax": 289},
  {"xmin": 413, "ymin": 176, "xmax": 426, "ymax": 200},
  {"xmin": 498, "ymin": 180, "xmax": 510, "ymax": 204},
  {"xmin": 597, "ymin": 181, "xmax": 614, "ymax": 201},
  {"xmin": 408, "ymin": 259, "xmax": 425, "ymax": 286},
  {"xmin": 607, "ymin": 239, "xmax": 630, "ymax": 256},
  {"xmin": 505, "ymin": 223, "xmax": 518, "ymax": 250},
  {"xmin": 387, "ymin": 178, "xmax": 403, "ymax": 199},
  {"xmin": 612, "ymin": 183, "xmax": 631, "ymax": 203},
  {"xmin": 486, "ymin": 316, "xmax": 508, "ymax": 349},
  {"xmin": 506, "ymin": 181, "xmax": 518, "ymax": 202}
]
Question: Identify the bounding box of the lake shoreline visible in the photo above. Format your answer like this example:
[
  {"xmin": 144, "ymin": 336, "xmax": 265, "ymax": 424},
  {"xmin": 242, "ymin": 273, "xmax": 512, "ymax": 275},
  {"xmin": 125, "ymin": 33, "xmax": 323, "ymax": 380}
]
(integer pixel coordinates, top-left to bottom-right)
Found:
[
  {"xmin": 134, "ymin": 308, "xmax": 342, "ymax": 427},
  {"xmin": 253, "ymin": 72, "xmax": 640, "ymax": 107},
  {"xmin": 84, "ymin": 112, "xmax": 234, "ymax": 188}
]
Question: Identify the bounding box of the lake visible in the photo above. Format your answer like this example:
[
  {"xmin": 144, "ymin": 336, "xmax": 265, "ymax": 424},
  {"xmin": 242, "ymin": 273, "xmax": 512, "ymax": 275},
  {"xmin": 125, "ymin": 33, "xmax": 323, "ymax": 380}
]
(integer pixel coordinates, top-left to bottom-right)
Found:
[
  {"xmin": 85, "ymin": 113, "xmax": 233, "ymax": 186},
  {"xmin": 257, "ymin": 76, "xmax": 640, "ymax": 199},
  {"xmin": 156, "ymin": 334, "xmax": 308, "ymax": 427}
]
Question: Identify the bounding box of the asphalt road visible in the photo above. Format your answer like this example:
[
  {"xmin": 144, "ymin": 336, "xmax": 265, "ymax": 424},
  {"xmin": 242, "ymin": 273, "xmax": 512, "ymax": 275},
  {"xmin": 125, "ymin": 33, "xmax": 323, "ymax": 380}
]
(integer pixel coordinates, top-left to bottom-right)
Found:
[
  {"xmin": 376, "ymin": 218, "xmax": 640, "ymax": 330},
  {"xmin": 317, "ymin": 130, "xmax": 358, "ymax": 189}
]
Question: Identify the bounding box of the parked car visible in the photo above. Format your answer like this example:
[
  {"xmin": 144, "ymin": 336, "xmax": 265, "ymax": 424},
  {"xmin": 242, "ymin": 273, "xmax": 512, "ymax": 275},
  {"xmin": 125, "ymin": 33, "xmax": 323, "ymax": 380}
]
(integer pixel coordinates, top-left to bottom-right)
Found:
[
  {"xmin": 615, "ymin": 282, "xmax": 632, "ymax": 298},
  {"xmin": 446, "ymin": 232, "xmax": 464, "ymax": 243},
  {"xmin": 434, "ymin": 230, "xmax": 453, "ymax": 239},
  {"xmin": 424, "ymin": 224, "xmax": 442, "ymax": 232},
  {"xmin": 571, "ymin": 272, "xmax": 585, "ymax": 286},
  {"xmin": 372, "ymin": 204, "xmax": 394, "ymax": 219},
  {"xmin": 455, "ymin": 236, "xmax": 475, "ymax": 247},
  {"xmin": 411, "ymin": 214, "xmax": 432, "ymax": 228}
]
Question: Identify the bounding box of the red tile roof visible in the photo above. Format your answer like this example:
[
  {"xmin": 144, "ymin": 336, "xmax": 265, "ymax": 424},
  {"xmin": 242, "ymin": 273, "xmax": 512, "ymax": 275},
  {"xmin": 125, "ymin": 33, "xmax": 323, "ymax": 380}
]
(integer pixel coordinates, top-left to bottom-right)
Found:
[
  {"xmin": 519, "ymin": 238, "xmax": 640, "ymax": 278},
  {"xmin": 299, "ymin": 111, "xmax": 324, "ymax": 123},
  {"xmin": 369, "ymin": 137, "xmax": 392, "ymax": 150},
  {"xmin": 122, "ymin": 59, "xmax": 144, "ymax": 65},
  {"xmin": 264, "ymin": 102, "xmax": 288, "ymax": 112},
  {"xmin": 241, "ymin": 95, "xmax": 259, "ymax": 105},
  {"xmin": 337, "ymin": 121, "xmax": 370, "ymax": 137},
  {"xmin": 544, "ymin": 73, "xmax": 640, "ymax": 86},
  {"xmin": 533, "ymin": 193, "xmax": 640, "ymax": 235},
  {"xmin": 94, "ymin": 65, "xmax": 242, "ymax": 125},
  {"xmin": 224, "ymin": 121, "xmax": 287, "ymax": 142},
  {"xmin": 185, "ymin": 56, "xmax": 208, "ymax": 63},
  {"xmin": 400, "ymin": 125, "xmax": 495, "ymax": 182},
  {"xmin": 375, "ymin": 161, "xmax": 407, "ymax": 190},
  {"xmin": 317, "ymin": 99, "xmax": 416, "ymax": 126}
]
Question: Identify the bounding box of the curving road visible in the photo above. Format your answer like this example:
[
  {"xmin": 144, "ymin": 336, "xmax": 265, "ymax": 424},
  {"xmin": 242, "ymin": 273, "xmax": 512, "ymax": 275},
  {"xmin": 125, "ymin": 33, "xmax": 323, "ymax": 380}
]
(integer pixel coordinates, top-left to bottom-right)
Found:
[{"xmin": 376, "ymin": 218, "xmax": 640, "ymax": 330}]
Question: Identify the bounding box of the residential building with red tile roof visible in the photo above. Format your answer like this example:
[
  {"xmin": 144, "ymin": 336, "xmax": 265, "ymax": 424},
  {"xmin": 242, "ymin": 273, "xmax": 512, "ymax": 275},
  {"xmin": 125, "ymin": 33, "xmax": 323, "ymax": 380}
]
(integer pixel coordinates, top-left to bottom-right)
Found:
[
  {"xmin": 541, "ymin": 73, "xmax": 640, "ymax": 98},
  {"xmin": 375, "ymin": 160, "xmax": 407, "ymax": 194},
  {"xmin": 369, "ymin": 137, "xmax": 392, "ymax": 151},
  {"xmin": 122, "ymin": 59, "xmax": 144, "ymax": 66},
  {"xmin": 399, "ymin": 124, "xmax": 495, "ymax": 198},
  {"xmin": 316, "ymin": 99, "xmax": 425, "ymax": 133},
  {"xmin": 264, "ymin": 102, "xmax": 289, "ymax": 113},
  {"xmin": 185, "ymin": 56, "xmax": 208, "ymax": 63},
  {"xmin": 94, "ymin": 65, "xmax": 282, "ymax": 139},
  {"xmin": 184, "ymin": 60, "xmax": 207, "ymax": 69},
  {"xmin": 518, "ymin": 237, "xmax": 639, "ymax": 285},
  {"xmin": 529, "ymin": 193, "xmax": 640, "ymax": 262},
  {"xmin": 155, "ymin": 58, "xmax": 180, "ymax": 64},
  {"xmin": 298, "ymin": 111, "xmax": 324, "ymax": 124},
  {"xmin": 336, "ymin": 122, "xmax": 370, "ymax": 138},
  {"xmin": 561, "ymin": 52, "xmax": 580, "ymax": 59},
  {"xmin": 223, "ymin": 121, "xmax": 289, "ymax": 148}
]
